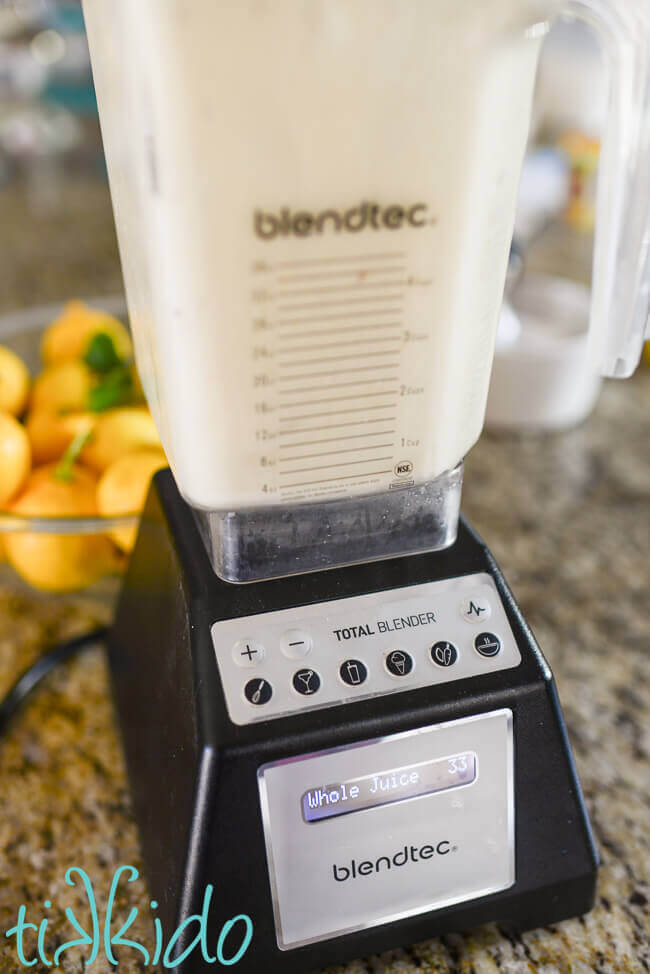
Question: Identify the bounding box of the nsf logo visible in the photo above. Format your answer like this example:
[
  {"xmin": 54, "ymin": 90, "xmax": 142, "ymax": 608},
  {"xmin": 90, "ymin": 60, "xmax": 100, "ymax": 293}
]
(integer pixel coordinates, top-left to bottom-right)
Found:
[{"xmin": 394, "ymin": 460, "xmax": 414, "ymax": 477}]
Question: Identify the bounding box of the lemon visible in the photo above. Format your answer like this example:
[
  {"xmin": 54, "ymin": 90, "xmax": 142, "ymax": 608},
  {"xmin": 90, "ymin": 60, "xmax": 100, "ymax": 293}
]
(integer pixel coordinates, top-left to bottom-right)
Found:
[
  {"xmin": 41, "ymin": 300, "xmax": 133, "ymax": 366},
  {"xmin": 26, "ymin": 409, "xmax": 95, "ymax": 464},
  {"xmin": 97, "ymin": 449, "xmax": 168, "ymax": 552},
  {"xmin": 82, "ymin": 407, "xmax": 161, "ymax": 473},
  {"xmin": 0, "ymin": 344, "xmax": 31, "ymax": 417},
  {"xmin": 31, "ymin": 360, "xmax": 95, "ymax": 413},
  {"xmin": 5, "ymin": 463, "xmax": 119, "ymax": 592},
  {"xmin": 0, "ymin": 411, "xmax": 31, "ymax": 507}
]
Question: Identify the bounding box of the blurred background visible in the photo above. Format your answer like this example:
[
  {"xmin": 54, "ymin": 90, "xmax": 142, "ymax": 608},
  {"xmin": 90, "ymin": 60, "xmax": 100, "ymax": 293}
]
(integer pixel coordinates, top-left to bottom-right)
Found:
[{"xmin": 0, "ymin": 0, "xmax": 122, "ymax": 313}]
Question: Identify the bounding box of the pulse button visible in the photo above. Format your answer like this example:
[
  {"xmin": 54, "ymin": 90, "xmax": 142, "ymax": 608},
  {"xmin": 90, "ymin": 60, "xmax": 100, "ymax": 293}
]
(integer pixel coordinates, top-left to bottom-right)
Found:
[{"xmin": 459, "ymin": 596, "xmax": 492, "ymax": 624}]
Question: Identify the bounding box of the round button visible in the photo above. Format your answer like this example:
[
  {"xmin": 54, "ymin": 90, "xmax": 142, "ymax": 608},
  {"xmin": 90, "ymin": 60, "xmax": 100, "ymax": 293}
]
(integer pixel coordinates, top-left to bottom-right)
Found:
[
  {"xmin": 339, "ymin": 659, "xmax": 368, "ymax": 687},
  {"xmin": 244, "ymin": 677, "xmax": 272, "ymax": 706},
  {"xmin": 232, "ymin": 639, "xmax": 266, "ymax": 667},
  {"xmin": 292, "ymin": 668, "xmax": 321, "ymax": 696},
  {"xmin": 430, "ymin": 641, "xmax": 458, "ymax": 667},
  {"xmin": 280, "ymin": 629, "xmax": 313, "ymax": 660},
  {"xmin": 474, "ymin": 631, "xmax": 501, "ymax": 657},
  {"xmin": 459, "ymin": 596, "xmax": 492, "ymax": 624},
  {"xmin": 385, "ymin": 650, "xmax": 413, "ymax": 678}
]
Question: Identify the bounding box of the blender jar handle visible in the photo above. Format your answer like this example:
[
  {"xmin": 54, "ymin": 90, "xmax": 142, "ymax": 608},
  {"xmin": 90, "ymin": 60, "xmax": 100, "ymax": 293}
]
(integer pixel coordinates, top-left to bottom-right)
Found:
[{"xmin": 566, "ymin": 0, "xmax": 650, "ymax": 377}]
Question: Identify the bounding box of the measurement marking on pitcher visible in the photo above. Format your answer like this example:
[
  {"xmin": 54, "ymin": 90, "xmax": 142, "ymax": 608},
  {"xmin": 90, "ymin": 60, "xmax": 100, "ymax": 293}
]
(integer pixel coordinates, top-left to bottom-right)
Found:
[
  {"xmin": 279, "ymin": 431, "xmax": 395, "ymax": 448},
  {"xmin": 281, "ymin": 469, "xmax": 393, "ymax": 489},
  {"xmin": 279, "ymin": 377, "xmax": 398, "ymax": 394},
  {"xmin": 269, "ymin": 251, "xmax": 406, "ymax": 270},
  {"xmin": 278, "ymin": 404, "xmax": 397, "ymax": 422},
  {"xmin": 277, "ymin": 324, "xmax": 402, "ymax": 340},
  {"xmin": 279, "ymin": 418, "xmax": 397, "ymax": 436},
  {"xmin": 279, "ymin": 456, "xmax": 394, "ymax": 476},
  {"xmin": 279, "ymin": 443, "xmax": 394, "ymax": 462},
  {"xmin": 277, "ymin": 265, "xmax": 406, "ymax": 283},
  {"xmin": 275, "ymin": 280, "xmax": 407, "ymax": 299},
  {"xmin": 278, "ymin": 337, "xmax": 401, "ymax": 355},
  {"xmin": 278, "ymin": 352, "xmax": 401, "ymax": 369},
  {"xmin": 278, "ymin": 294, "xmax": 404, "ymax": 312},
  {"xmin": 278, "ymin": 390, "xmax": 398, "ymax": 409},
  {"xmin": 277, "ymin": 364, "xmax": 400, "ymax": 382},
  {"xmin": 277, "ymin": 361, "xmax": 401, "ymax": 375},
  {"xmin": 251, "ymin": 249, "xmax": 421, "ymax": 501},
  {"xmin": 277, "ymin": 308, "xmax": 403, "ymax": 326},
  {"xmin": 278, "ymin": 394, "xmax": 397, "ymax": 410}
]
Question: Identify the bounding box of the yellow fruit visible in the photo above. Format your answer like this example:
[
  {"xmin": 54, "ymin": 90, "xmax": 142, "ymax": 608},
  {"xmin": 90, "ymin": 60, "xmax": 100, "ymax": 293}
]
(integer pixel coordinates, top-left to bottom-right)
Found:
[
  {"xmin": 12, "ymin": 462, "xmax": 98, "ymax": 512},
  {"xmin": 31, "ymin": 360, "xmax": 95, "ymax": 413},
  {"xmin": 26, "ymin": 409, "xmax": 95, "ymax": 464},
  {"xmin": 5, "ymin": 462, "xmax": 119, "ymax": 592},
  {"xmin": 97, "ymin": 449, "xmax": 168, "ymax": 551},
  {"xmin": 5, "ymin": 531, "xmax": 118, "ymax": 591},
  {"xmin": 0, "ymin": 344, "xmax": 30, "ymax": 416},
  {"xmin": 0, "ymin": 411, "xmax": 31, "ymax": 507},
  {"xmin": 41, "ymin": 300, "xmax": 133, "ymax": 366},
  {"xmin": 82, "ymin": 407, "xmax": 161, "ymax": 473}
]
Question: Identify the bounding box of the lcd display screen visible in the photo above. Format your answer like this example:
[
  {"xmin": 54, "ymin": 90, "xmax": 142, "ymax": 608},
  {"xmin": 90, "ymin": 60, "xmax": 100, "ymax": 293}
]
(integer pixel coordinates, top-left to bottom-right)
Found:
[{"xmin": 302, "ymin": 751, "xmax": 477, "ymax": 823}]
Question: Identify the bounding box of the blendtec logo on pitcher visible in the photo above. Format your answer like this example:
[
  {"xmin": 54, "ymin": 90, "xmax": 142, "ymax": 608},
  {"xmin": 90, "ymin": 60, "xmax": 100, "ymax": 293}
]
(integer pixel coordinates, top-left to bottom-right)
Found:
[{"xmin": 254, "ymin": 201, "xmax": 430, "ymax": 239}]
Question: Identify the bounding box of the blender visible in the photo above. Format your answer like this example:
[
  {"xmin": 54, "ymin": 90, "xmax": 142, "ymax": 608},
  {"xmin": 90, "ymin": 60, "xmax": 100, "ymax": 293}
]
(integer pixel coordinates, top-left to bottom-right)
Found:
[{"xmin": 81, "ymin": 1, "xmax": 650, "ymax": 970}]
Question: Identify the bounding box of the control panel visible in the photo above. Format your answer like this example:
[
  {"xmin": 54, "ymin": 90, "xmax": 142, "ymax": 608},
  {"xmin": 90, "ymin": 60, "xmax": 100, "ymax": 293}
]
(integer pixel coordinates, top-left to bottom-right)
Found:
[
  {"xmin": 258, "ymin": 709, "xmax": 515, "ymax": 948},
  {"xmin": 211, "ymin": 572, "xmax": 521, "ymax": 726}
]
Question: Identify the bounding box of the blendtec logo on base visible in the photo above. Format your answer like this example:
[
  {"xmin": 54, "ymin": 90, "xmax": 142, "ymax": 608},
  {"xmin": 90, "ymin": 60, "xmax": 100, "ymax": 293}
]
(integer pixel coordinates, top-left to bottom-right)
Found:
[
  {"xmin": 333, "ymin": 840, "xmax": 453, "ymax": 882},
  {"xmin": 254, "ymin": 201, "xmax": 430, "ymax": 239}
]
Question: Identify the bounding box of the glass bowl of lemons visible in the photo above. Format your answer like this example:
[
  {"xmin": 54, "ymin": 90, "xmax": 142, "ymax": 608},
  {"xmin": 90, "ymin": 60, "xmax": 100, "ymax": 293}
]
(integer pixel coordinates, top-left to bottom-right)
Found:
[{"xmin": 0, "ymin": 298, "xmax": 167, "ymax": 597}]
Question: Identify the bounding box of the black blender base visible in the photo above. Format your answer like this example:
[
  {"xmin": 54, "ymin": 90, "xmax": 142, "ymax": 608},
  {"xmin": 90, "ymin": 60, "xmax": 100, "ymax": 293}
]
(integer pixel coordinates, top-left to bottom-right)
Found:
[{"xmin": 108, "ymin": 470, "xmax": 598, "ymax": 973}]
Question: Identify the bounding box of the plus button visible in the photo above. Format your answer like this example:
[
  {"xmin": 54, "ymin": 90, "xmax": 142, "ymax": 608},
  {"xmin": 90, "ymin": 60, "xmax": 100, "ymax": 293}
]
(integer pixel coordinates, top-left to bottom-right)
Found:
[{"xmin": 232, "ymin": 639, "xmax": 266, "ymax": 667}]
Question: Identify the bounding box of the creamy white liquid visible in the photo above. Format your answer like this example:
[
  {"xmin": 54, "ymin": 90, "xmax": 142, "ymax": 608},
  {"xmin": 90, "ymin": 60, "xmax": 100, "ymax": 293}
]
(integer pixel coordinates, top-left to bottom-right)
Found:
[{"xmin": 83, "ymin": 0, "xmax": 549, "ymax": 510}]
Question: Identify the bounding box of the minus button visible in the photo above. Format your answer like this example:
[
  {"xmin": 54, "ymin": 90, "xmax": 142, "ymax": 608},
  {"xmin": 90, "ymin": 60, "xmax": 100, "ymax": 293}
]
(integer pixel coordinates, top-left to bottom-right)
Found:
[{"xmin": 280, "ymin": 629, "xmax": 313, "ymax": 659}]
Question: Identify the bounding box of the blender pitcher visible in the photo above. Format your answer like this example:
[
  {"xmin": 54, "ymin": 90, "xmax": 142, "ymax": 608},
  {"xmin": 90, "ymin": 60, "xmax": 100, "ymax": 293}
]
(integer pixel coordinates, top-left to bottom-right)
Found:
[{"xmin": 81, "ymin": 0, "xmax": 650, "ymax": 581}]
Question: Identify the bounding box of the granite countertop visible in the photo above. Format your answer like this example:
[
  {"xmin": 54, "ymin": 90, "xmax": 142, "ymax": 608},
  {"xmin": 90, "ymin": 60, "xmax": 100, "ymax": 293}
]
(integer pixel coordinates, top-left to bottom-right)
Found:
[{"xmin": 0, "ymin": 174, "xmax": 648, "ymax": 973}]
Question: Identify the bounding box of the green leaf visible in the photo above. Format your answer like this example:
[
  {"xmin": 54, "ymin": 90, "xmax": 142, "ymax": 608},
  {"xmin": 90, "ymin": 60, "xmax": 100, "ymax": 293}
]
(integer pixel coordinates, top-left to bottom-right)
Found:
[
  {"xmin": 54, "ymin": 428, "xmax": 94, "ymax": 482},
  {"xmin": 87, "ymin": 368, "xmax": 134, "ymax": 412},
  {"xmin": 84, "ymin": 332, "xmax": 123, "ymax": 373}
]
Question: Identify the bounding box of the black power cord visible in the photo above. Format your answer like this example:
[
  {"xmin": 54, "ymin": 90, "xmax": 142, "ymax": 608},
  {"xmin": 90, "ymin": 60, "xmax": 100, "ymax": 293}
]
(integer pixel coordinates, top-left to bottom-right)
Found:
[{"xmin": 0, "ymin": 627, "xmax": 109, "ymax": 736}]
